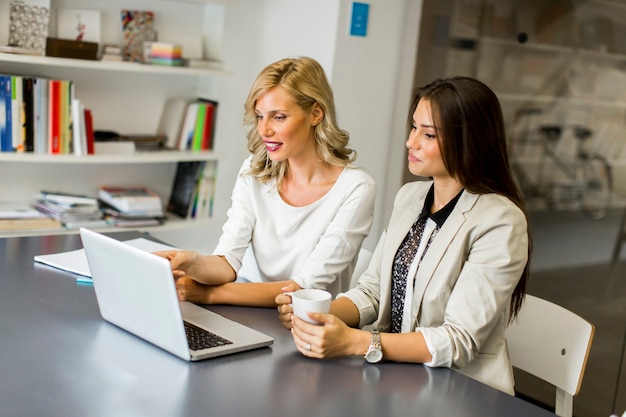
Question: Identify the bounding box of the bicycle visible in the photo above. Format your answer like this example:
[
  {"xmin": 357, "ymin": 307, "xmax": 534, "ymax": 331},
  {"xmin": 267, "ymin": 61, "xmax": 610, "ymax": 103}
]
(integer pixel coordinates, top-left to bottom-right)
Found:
[{"xmin": 510, "ymin": 118, "xmax": 613, "ymax": 220}]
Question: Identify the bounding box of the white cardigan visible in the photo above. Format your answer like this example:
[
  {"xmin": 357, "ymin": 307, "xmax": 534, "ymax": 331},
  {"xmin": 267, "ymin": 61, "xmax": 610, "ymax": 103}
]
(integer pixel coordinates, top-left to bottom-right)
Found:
[{"xmin": 212, "ymin": 157, "xmax": 377, "ymax": 296}]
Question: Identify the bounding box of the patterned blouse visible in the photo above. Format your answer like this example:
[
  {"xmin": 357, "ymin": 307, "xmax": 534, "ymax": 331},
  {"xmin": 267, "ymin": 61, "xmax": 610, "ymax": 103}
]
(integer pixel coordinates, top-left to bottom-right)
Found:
[{"xmin": 390, "ymin": 185, "xmax": 463, "ymax": 333}]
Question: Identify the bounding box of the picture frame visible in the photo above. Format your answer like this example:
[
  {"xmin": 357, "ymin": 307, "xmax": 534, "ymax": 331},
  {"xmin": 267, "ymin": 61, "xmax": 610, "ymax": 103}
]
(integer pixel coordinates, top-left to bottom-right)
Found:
[{"xmin": 56, "ymin": 8, "xmax": 101, "ymax": 43}]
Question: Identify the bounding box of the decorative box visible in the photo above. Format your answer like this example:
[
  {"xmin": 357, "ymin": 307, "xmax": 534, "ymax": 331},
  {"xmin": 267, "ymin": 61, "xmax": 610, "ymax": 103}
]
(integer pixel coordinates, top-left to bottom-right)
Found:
[{"xmin": 45, "ymin": 38, "xmax": 98, "ymax": 60}]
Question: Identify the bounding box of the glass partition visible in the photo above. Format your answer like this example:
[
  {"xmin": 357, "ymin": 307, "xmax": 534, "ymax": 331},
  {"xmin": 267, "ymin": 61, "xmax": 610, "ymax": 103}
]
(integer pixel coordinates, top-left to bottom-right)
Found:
[{"xmin": 409, "ymin": 1, "xmax": 626, "ymax": 415}]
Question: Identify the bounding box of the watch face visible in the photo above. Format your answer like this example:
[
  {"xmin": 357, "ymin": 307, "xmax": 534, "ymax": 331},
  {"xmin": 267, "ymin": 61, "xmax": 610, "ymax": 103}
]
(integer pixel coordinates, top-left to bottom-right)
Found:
[{"xmin": 366, "ymin": 349, "xmax": 383, "ymax": 363}]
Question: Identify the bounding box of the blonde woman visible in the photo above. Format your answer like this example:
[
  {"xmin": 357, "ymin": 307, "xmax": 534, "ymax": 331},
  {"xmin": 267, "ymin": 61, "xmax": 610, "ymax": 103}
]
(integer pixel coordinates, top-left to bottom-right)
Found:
[{"xmin": 156, "ymin": 57, "xmax": 376, "ymax": 307}]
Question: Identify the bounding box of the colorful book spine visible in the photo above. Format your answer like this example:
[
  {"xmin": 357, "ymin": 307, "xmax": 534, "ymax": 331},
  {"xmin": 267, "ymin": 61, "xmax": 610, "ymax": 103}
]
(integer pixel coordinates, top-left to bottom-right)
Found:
[
  {"xmin": 201, "ymin": 100, "xmax": 218, "ymax": 150},
  {"xmin": 0, "ymin": 74, "xmax": 83, "ymax": 154},
  {"xmin": 201, "ymin": 101, "xmax": 213, "ymax": 151},
  {"xmin": 22, "ymin": 77, "xmax": 34, "ymax": 152},
  {"xmin": 11, "ymin": 75, "xmax": 22, "ymax": 152},
  {"xmin": 48, "ymin": 79, "xmax": 61, "ymax": 154},
  {"xmin": 60, "ymin": 80, "xmax": 71, "ymax": 154},
  {"xmin": 0, "ymin": 75, "xmax": 13, "ymax": 152},
  {"xmin": 192, "ymin": 102, "xmax": 207, "ymax": 151},
  {"xmin": 84, "ymin": 108, "xmax": 95, "ymax": 154}
]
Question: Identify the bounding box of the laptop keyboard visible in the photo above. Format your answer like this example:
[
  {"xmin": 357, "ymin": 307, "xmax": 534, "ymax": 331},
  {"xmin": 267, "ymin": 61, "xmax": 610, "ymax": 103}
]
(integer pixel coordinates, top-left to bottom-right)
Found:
[{"xmin": 184, "ymin": 321, "xmax": 233, "ymax": 351}]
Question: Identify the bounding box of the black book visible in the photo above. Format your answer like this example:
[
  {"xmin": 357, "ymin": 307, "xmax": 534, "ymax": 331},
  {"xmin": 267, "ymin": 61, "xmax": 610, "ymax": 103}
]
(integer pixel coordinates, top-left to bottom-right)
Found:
[
  {"xmin": 22, "ymin": 77, "xmax": 34, "ymax": 152},
  {"xmin": 167, "ymin": 161, "xmax": 206, "ymax": 218}
]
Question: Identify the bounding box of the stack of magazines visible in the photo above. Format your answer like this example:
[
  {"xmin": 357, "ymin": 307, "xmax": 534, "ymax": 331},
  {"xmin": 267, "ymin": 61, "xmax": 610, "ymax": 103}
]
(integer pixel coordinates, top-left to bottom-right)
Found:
[
  {"xmin": 33, "ymin": 191, "xmax": 107, "ymax": 229},
  {"xmin": 98, "ymin": 185, "xmax": 165, "ymax": 227}
]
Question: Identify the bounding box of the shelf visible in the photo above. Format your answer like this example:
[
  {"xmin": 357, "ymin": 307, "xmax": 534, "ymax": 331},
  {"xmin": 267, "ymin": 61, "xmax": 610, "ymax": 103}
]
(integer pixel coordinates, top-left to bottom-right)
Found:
[
  {"xmin": 0, "ymin": 53, "xmax": 228, "ymax": 77},
  {"xmin": 0, "ymin": 216, "xmax": 215, "ymax": 238},
  {"xmin": 0, "ymin": 151, "xmax": 218, "ymax": 164}
]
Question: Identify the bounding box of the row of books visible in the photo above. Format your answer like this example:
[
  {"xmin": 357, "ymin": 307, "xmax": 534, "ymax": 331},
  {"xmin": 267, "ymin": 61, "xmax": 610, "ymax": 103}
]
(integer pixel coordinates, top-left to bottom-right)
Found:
[
  {"xmin": 0, "ymin": 72, "xmax": 219, "ymax": 155},
  {"xmin": 158, "ymin": 98, "xmax": 218, "ymax": 151},
  {"xmin": 0, "ymin": 74, "xmax": 95, "ymax": 155}
]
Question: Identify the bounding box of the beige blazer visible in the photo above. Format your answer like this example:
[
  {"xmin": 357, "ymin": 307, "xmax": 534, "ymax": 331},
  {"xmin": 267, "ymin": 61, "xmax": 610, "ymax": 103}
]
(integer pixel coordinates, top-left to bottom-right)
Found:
[{"xmin": 344, "ymin": 181, "xmax": 529, "ymax": 395}]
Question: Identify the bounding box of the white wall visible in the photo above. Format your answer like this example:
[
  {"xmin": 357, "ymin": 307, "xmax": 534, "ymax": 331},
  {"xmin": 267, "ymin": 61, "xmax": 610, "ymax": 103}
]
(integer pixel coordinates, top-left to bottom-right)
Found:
[{"xmin": 331, "ymin": 0, "xmax": 423, "ymax": 249}]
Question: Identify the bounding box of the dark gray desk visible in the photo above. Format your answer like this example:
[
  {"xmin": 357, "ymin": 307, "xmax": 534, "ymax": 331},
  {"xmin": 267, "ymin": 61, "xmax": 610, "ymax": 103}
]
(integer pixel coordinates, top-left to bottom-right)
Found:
[{"xmin": 0, "ymin": 232, "xmax": 555, "ymax": 417}]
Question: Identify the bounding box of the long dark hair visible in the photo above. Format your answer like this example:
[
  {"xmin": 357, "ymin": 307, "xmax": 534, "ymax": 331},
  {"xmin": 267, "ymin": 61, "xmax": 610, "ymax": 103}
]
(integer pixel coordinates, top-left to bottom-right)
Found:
[{"xmin": 410, "ymin": 76, "xmax": 531, "ymax": 320}]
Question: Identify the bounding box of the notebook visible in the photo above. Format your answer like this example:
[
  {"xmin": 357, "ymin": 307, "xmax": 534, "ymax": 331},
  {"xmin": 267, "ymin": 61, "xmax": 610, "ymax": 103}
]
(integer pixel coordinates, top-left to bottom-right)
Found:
[{"xmin": 79, "ymin": 228, "xmax": 273, "ymax": 361}]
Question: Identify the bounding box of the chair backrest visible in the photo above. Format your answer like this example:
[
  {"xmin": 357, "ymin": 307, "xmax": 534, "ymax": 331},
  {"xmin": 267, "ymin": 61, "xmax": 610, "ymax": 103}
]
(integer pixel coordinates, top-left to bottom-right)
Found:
[
  {"xmin": 506, "ymin": 294, "xmax": 595, "ymax": 417},
  {"xmin": 351, "ymin": 248, "xmax": 373, "ymax": 288}
]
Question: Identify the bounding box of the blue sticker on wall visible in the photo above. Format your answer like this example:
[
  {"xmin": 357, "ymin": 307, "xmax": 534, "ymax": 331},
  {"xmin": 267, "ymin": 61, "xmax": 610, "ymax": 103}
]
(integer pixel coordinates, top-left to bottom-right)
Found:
[{"xmin": 350, "ymin": 2, "xmax": 369, "ymax": 37}]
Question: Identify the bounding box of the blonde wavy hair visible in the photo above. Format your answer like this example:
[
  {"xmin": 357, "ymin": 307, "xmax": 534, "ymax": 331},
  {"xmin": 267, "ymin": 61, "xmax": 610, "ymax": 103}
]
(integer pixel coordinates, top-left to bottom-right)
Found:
[{"xmin": 243, "ymin": 56, "xmax": 355, "ymax": 185}]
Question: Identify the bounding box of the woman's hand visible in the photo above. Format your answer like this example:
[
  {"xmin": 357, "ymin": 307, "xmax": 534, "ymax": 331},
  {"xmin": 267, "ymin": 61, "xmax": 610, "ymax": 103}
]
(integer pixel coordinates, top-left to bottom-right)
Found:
[
  {"xmin": 154, "ymin": 250, "xmax": 200, "ymax": 279},
  {"xmin": 175, "ymin": 276, "xmax": 212, "ymax": 304},
  {"xmin": 290, "ymin": 312, "xmax": 362, "ymax": 359},
  {"xmin": 275, "ymin": 283, "xmax": 301, "ymax": 329}
]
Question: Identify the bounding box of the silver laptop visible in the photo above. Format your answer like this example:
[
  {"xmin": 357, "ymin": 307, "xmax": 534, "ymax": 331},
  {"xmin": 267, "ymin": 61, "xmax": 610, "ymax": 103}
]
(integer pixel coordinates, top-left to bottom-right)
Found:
[{"xmin": 79, "ymin": 228, "xmax": 273, "ymax": 361}]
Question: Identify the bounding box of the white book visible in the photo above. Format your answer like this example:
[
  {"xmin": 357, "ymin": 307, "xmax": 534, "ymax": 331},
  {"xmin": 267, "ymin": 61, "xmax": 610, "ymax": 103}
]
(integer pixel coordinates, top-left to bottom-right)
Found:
[
  {"xmin": 79, "ymin": 103, "xmax": 88, "ymax": 155},
  {"xmin": 157, "ymin": 97, "xmax": 191, "ymax": 149},
  {"xmin": 33, "ymin": 77, "xmax": 49, "ymax": 154},
  {"xmin": 71, "ymin": 98, "xmax": 84, "ymax": 156},
  {"xmin": 11, "ymin": 75, "xmax": 22, "ymax": 152},
  {"xmin": 177, "ymin": 102, "xmax": 199, "ymax": 150}
]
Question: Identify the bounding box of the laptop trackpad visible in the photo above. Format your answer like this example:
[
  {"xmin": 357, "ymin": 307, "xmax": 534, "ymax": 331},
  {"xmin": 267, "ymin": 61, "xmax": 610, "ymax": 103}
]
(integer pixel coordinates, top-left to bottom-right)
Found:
[{"xmin": 179, "ymin": 301, "xmax": 239, "ymax": 328}]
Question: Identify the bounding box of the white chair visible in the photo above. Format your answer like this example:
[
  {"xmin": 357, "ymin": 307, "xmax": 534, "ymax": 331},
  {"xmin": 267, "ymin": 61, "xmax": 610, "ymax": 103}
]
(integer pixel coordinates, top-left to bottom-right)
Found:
[
  {"xmin": 506, "ymin": 294, "xmax": 595, "ymax": 417},
  {"xmin": 351, "ymin": 248, "xmax": 373, "ymax": 288}
]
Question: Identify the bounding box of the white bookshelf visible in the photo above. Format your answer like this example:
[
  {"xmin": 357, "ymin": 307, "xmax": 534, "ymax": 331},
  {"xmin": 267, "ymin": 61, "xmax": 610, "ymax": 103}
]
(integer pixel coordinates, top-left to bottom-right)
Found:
[{"xmin": 0, "ymin": 0, "xmax": 228, "ymax": 237}]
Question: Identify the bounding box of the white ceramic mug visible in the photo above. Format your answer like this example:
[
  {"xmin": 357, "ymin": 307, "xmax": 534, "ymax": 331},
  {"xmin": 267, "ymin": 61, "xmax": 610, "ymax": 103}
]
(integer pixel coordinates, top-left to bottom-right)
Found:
[{"xmin": 287, "ymin": 289, "xmax": 331, "ymax": 325}]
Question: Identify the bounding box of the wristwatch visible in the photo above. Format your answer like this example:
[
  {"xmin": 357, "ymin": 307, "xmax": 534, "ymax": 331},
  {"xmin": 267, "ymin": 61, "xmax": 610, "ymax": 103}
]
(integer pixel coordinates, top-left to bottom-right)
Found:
[{"xmin": 364, "ymin": 330, "xmax": 383, "ymax": 363}]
